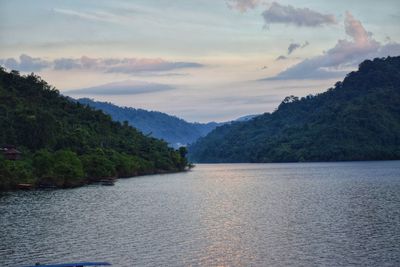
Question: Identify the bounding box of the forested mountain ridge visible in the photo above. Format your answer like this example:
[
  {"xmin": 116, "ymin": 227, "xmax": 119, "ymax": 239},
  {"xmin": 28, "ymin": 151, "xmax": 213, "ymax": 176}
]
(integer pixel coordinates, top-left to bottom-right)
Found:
[
  {"xmin": 77, "ymin": 98, "xmax": 220, "ymax": 148},
  {"xmin": 0, "ymin": 68, "xmax": 189, "ymax": 190},
  {"xmin": 189, "ymin": 56, "xmax": 400, "ymax": 163}
]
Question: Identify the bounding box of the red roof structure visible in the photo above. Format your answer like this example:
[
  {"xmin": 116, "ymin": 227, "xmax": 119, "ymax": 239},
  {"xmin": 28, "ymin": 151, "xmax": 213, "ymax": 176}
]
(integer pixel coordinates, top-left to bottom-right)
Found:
[{"xmin": 1, "ymin": 146, "xmax": 22, "ymax": 160}]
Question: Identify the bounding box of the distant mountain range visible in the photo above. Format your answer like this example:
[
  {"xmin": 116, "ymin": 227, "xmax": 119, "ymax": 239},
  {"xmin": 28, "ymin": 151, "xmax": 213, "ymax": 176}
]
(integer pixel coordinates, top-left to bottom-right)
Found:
[
  {"xmin": 234, "ymin": 114, "xmax": 259, "ymax": 122},
  {"xmin": 188, "ymin": 56, "xmax": 400, "ymax": 163},
  {"xmin": 77, "ymin": 98, "xmax": 223, "ymax": 148}
]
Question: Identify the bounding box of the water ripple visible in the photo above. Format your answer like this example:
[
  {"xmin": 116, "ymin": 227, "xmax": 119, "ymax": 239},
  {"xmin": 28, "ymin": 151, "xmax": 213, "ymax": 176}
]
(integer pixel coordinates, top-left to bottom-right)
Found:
[{"xmin": 1, "ymin": 161, "xmax": 400, "ymax": 266}]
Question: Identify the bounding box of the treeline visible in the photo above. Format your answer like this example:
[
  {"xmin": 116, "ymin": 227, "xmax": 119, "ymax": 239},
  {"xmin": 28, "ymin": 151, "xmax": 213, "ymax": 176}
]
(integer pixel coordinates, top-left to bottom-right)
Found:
[
  {"xmin": 189, "ymin": 56, "xmax": 400, "ymax": 163},
  {"xmin": 0, "ymin": 68, "xmax": 189, "ymax": 190},
  {"xmin": 77, "ymin": 98, "xmax": 220, "ymax": 148}
]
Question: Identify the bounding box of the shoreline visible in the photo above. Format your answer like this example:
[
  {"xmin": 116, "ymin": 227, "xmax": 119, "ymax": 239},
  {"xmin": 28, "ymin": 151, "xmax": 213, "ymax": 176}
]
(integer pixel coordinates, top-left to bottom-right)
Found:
[{"xmin": 3, "ymin": 167, "xmax": 192, "ymax": 192}]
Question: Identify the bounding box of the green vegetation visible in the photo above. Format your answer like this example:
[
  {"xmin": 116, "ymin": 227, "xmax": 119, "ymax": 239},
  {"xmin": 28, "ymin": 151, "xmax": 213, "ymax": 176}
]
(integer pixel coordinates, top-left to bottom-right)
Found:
[
  {"xmin": 0, "ymin": 68, "xmax": 190, "ymax": 190},
  {"xmin": 77, "ymin": 98, "xmax": 220, "ymax": 148},
  {"xmin": 189, "ymin": 56, "xmax": 400, "ymax": 163}
]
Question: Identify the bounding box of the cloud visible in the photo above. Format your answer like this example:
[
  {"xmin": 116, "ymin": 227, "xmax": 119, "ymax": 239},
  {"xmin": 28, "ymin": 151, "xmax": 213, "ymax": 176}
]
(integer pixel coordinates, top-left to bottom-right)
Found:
[
  {"xmin": 0, "ymin": 54, "xmax": 50, "ymax": 72},
  {"xmin": 266, "ymin": 12, "xmax": 400, "ymax": 80},
  {"xmin": 54, "ymin": 58, "xmax": 81, "ymax": 70},
  {"xmin": 1, "ymin": 55, "xmax": 203, "ymax": 74},
  {"xmin": 105, "ymin": 59, "xmax": 202, "ymax": 73},
  {"xmin": 65, "ymin": 80, "xmax": 173, "ymax": 96},
  {"xmin": 54, "ymin": 8, "xmax": 105, "ymax": 21},
  {"xmin": 226, "ymin": 0, "xmax": 261, "ymax": 12},
  {"xmin": 262, "ymin": 2, "xmax": 336, "ymax": 28},
  {"xmin": 52, "ymin": 8, "xmax": 134, "ymax": 25},
  {"xmin": 275, "ymin": 55, "xmax": 288, "ymax": 61},
  {"xmin": 288, "ymin": 41, "xmax": 309, "ymax": 55},
  {"xmin": 287, "ymin": 43, "xmax": 301, "ymax": 55}
]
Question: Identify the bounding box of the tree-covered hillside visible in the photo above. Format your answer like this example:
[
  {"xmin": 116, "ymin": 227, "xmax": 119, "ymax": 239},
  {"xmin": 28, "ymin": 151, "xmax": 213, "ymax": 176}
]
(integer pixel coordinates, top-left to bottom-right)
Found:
[
  {"xmin": 189, "ymin": 56, "xmax": 400, "ymax": 163},
  {"xmin": 0, "ymin": 68, "xmax": 189, "ymax": 190},
  {"xmin": 77, "ymin": 98, "xmax": 220, "ymax": 148}
]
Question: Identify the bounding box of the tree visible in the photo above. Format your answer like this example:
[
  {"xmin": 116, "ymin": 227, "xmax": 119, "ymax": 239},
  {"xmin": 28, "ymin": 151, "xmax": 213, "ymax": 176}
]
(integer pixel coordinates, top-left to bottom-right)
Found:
[
  {"xmin": 53, "ymin": 150, "xmax": 84, "ymax": 187},
  {"xmin": 80, "ymin": 149, "xmax": 116, "ymax": 180}
]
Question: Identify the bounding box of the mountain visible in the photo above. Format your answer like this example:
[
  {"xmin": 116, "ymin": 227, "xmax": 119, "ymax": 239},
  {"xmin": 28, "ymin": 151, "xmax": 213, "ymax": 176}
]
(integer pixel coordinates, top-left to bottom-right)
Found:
[
  {"xmin": 234, "ymin": 114, "xmax": 259, "ymax": 122},
  {"xmin": 77, "ymin": 98, "xmax": 221, "ymax": 148},
  {"xmin": 189, "ymin": 56, "xmax": 400, "ymax": 163},
  {"xmin": 0, "ymin": 68, "xmax": 189, "ymax": 190}
]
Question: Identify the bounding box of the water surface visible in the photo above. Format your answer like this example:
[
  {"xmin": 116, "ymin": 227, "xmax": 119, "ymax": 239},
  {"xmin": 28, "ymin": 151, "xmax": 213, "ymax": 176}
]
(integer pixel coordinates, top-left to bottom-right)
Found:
[{"xmin": 1, "ymin": 161, "xmax": 400, "ymax": 266}]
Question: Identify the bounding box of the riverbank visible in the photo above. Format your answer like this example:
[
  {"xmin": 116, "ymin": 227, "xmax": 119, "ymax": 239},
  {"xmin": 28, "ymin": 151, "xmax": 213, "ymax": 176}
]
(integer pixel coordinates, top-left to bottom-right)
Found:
[{"xmin": 2, "ymin": 167, "xmax": 193, "ymax": 192}]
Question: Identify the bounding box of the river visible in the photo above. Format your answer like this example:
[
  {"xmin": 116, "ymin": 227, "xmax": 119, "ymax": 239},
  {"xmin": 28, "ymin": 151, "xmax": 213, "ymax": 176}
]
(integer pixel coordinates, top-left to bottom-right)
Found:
[{"xmin": 1, "ymin": 161, "xmax": 400, "ymax": 266}]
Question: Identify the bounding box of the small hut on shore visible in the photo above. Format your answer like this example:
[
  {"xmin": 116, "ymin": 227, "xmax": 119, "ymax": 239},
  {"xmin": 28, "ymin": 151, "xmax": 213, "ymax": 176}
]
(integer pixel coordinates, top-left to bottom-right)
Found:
[{"xmin": 0, "ymin": 145, "xmax": 22, "ymax": 160}]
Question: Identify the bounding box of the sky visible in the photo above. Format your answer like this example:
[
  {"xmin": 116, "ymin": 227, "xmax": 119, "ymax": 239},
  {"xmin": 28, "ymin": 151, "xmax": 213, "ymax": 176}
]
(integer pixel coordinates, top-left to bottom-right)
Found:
[{"xmin": 1, "ymin": 0, "xmax": 399, "ymax": 122}]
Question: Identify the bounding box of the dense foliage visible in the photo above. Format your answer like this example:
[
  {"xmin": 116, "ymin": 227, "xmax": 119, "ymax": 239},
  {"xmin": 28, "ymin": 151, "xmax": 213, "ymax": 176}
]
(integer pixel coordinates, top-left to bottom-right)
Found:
[
  {"xmin": 189, "ymin": 56, "xmax": 400, "ymax": 163},
  {"xmin": 0, "ymin": 68, "xmax": 189, "ymax": 190},
  {"xmin": 77, "ymin": 98, "xmax": 220, "ymax": 148}
]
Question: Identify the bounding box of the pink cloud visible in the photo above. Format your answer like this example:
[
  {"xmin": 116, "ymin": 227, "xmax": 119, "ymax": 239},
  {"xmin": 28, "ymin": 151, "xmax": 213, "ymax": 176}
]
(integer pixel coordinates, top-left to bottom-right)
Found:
[
  {"xmin": 1, "ymin": 55, "xmax": 203, "ymax": 74},
  {"xmin": 226, "ymin": 0, "xmax": 261, "ymax": 12},
  {"xmin": 267, "ymin": 12, "xmax": 400, "ymax": 80},
  {"xmin": 262, "ymin": 2, "xmax": 336, "ymax": 28}
]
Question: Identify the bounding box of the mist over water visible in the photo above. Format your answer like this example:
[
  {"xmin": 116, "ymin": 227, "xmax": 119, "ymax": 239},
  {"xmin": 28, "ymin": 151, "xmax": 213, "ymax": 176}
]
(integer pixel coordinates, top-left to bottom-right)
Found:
[{"xmin": 1, "ymin": 161, "xmax": 400, "ymax": 266}]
